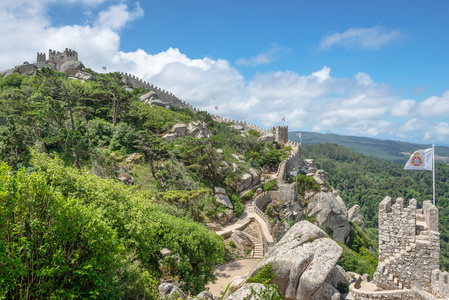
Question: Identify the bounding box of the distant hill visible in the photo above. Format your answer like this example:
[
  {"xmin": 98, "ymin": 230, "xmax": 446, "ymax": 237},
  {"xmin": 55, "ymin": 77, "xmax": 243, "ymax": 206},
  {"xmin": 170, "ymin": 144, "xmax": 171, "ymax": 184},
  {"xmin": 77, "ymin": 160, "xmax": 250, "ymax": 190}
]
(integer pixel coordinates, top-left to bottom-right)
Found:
[{"xmin": 289, "ymin": 131, "xmax": 449, "ymax": 165}]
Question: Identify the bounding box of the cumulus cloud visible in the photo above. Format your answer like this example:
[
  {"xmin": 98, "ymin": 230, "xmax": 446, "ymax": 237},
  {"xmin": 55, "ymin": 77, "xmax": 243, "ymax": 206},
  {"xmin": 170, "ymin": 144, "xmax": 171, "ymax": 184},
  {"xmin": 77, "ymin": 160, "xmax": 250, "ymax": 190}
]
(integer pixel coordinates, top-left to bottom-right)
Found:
[
  {"xmin": 417, "ymin": 91, "xmax": 449, "ymax": 117},
  {"xmin": 1, "ymin": 1, "xmax": 449, "ymax": 144},
  {"xmin": 235, "ymin": 45, "xmax": 292, "ymax": 67},
  {"xmin": 319, "ymin": 25, "xmax": 404, "ymax": 50},
  {"xmin": 95, "ymin": 2, "xmax": 143, "ymax": 30},
  {"xmin": 391, "ymin": 99, "xmax": 417, "ymax": 118}
]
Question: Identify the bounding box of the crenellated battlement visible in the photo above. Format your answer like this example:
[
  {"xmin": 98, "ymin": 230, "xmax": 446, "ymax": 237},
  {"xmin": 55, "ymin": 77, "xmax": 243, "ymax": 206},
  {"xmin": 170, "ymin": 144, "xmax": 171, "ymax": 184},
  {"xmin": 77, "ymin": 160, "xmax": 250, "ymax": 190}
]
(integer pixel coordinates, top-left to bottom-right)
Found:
[
  {"xmin": 36, "ymin": 52, "xmax": 46, "ymax": 62},
  {"xmin": 432, "ymin": 269, "xmax": 449, "ymax": 298},
  {"xmin": 119, "ymin": 72, "xmax": 301, "ymax": 148},
  {"xmin": 375, "ymin": 197, "xmax": 440, "ymax": 293},
  {"xmin": 47, "ymin": 48, "xmax": 78, "ymax": 65}
]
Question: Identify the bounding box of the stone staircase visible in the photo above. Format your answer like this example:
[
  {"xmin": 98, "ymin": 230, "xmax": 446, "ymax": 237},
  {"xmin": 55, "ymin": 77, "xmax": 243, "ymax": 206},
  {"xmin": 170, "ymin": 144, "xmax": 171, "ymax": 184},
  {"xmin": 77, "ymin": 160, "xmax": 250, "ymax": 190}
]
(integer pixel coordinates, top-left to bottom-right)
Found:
[
  {"xmin": 375, "ymin": 213, "xmax": 431, "ymax": 290},
  {"xmin": 416, "ymin": 213, "xmax": 430, "ymax": 241},
  {"xmin": 250, "ymin": 235, "xmax": 264, "ymax": 259}
]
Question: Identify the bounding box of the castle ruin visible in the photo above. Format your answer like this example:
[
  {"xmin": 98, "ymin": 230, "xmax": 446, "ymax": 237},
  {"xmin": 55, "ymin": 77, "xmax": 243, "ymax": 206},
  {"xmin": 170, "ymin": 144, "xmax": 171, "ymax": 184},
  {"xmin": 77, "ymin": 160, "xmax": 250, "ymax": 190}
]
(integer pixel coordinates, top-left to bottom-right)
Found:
[
  {"xmin": 350, "ymin": 197, "xmax": 448, "ymax": 299},
  {"xmin": 37, "ymin": 48, "xmax": 79, "ymax": 66}
]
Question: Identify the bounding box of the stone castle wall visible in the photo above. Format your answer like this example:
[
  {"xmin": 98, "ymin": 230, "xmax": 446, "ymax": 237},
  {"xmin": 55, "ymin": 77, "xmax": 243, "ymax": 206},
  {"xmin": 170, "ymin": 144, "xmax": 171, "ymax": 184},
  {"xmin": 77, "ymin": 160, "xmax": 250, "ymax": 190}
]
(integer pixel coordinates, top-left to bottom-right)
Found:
[
  {"xmin": 274, "ymin": 126, "xmax": 288, "ymax": 143},
  {"xmin": 375, "ymin": 197, "xmax": 440, "ymax": 292},
  {"xmin": 120, "ymin": 72, "xmax": 299, "ymax": 145},
  {"xmin": 48, "ymin": 48, "xmax": 78, "ymax": 66}
]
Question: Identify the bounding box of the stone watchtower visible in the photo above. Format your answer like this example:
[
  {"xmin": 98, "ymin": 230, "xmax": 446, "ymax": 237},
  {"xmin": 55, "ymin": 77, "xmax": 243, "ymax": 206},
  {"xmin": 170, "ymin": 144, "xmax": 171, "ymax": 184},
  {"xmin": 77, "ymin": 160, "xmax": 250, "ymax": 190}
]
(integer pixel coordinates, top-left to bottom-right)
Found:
[
  {"xmin": 48, "ymin": 48, "xmax": 78, "ymax": 66},
  {"xmin": 274, "ymin": 126, "xmax": 288, "ymax": 144},
  {"xmin": 373, "ymin": 197, "xmax": 440, "ymax": 291},
  {"xmin": 36, "ymin": 52, "xmax": 46, "ymax": 62}
]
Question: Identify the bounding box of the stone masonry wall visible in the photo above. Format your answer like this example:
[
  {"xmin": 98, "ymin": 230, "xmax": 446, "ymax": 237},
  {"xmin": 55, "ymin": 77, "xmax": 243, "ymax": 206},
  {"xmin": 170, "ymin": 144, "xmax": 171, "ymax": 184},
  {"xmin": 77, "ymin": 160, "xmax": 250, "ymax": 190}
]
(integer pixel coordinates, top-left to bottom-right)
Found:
[
  {"xmin": 432, "ymin": 269, "xmax": 449, "ymax": 298},
  {"xmin": 374, "ymin": 197, "xmax": 440, "ymax": 292},
  {"xmin": 349, "ymin": 284, "xmax": 436, "ymax": 300},
  {"xmin": 48, "ymin": 48, "xmax": 78, "ymax": 66}
]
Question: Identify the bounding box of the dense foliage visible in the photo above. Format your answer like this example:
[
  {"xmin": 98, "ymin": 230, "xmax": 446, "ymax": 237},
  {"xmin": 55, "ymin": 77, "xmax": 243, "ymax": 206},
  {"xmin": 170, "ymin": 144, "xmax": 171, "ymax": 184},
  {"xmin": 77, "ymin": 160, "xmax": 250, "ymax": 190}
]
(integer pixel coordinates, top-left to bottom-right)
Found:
[
  {"xmin": 0, "ymin": 69, "xmax": 294, "ymax": 297},
  {"xmin": 303, "ymin": 143, "xmax": 449, "ymax": 270}
]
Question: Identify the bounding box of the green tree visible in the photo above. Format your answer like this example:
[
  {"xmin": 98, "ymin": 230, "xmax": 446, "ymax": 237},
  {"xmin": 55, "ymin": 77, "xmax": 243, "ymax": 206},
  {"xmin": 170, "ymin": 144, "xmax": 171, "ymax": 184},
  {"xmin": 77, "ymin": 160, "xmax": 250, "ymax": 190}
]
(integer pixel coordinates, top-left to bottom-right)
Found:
[
  {"xmin": 0, "ymin": 115, "xmax": 30, "ymax": 168},
  {"xmin": 0, "ymin": 163, "xmax": 126, "ymax": 299}
]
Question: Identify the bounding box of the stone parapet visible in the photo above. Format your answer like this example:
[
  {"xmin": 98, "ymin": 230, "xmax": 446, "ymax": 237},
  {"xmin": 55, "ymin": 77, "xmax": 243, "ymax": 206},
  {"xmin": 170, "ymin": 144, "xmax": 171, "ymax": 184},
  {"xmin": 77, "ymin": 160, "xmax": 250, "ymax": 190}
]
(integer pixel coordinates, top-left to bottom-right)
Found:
[
  {"xmin": 375, "ymin": 196, "xmax": 440, "ymax": 293},
  {"xmin": 349, "ymin": 282, "xmax": 437, "ymax": 300},
  {"xmin": 432, "ymin": 269, "xmax": 449, "ymax": 299},
  {"xmin": 253, "ymin": 191, "xmax": 279, "ymax": 232}
]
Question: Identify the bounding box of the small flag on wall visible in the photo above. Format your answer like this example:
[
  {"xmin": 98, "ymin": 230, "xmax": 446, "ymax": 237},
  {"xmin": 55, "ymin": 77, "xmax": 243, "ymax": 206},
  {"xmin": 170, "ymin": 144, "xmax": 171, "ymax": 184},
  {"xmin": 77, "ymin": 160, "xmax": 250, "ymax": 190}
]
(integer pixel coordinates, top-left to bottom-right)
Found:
[
  {"xmin": 102, "ymin": 66, "xmax": 107, "ymax": 70},
  {"xmin": 404, "ymin": 148, "xmax": 433, "ymax": 171}
]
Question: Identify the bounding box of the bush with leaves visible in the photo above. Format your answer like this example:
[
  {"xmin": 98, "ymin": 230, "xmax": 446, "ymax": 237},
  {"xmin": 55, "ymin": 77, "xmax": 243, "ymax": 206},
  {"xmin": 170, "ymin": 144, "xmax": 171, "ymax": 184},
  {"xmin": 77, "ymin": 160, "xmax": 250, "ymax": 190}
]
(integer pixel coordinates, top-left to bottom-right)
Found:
[
  {"xmin": 230, "ymin": 193, "xmax": 244, "ymax": 216},
  {"xmin": 0, "ymin": 163, "xmax": 127, "ymax": 299},
  {"xmin": 263, "ymin": 179, "xmax": 277, "ymax": 192},
  {"xmin": 109, "ymin": 122, "xmax": 138, "ymax": 153},
  {"xmin": 29, "ymin": 150, "xmax": 225, "ymax": 296},
  {"xmin": 295, "ymin": 174, "xmax": 320, "ymax": 196}
]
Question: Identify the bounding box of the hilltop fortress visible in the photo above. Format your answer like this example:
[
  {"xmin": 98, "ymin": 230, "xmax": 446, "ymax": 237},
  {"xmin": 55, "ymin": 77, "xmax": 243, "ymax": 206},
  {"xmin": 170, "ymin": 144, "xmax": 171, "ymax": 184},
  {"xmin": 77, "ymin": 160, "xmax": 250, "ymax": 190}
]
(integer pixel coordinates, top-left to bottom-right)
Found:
[
  {"xmin": 111, "ymin": 57, "xmax": 449, "ymax": 300},
  {"xmin": 4, "ymin": 49, "xmax": 449, "ymax": 299},
  {"xmin": 0, "ymin": 48, "xmax": 84, "ymax": 77}
]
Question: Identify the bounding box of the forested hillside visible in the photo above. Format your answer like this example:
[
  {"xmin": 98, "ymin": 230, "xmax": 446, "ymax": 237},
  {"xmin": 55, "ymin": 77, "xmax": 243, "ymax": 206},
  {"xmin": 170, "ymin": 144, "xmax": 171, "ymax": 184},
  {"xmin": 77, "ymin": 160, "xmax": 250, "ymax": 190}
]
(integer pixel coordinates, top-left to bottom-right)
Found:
[
  {"xmin": 0, "ymin": 69, "xmax": 292, "ymax": 298},
  {"xmin": 291, "ymin": 131, "xmax": 449, "ymax": 164},
  {"xmin": 302, "ymin": 143, "xmax": 449, "ymax": 270}
]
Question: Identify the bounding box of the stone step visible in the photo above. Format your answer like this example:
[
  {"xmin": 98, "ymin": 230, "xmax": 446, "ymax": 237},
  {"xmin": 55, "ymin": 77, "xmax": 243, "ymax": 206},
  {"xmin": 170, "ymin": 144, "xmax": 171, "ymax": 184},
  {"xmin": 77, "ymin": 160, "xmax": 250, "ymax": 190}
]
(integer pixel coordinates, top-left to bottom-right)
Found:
[
  {"xmin": 416, "ymin": 220, "xmax": 428, "ymax": 231},
  {"xmin": 416, "ymin": 213, "xmax": 425, "ymax": 222}
]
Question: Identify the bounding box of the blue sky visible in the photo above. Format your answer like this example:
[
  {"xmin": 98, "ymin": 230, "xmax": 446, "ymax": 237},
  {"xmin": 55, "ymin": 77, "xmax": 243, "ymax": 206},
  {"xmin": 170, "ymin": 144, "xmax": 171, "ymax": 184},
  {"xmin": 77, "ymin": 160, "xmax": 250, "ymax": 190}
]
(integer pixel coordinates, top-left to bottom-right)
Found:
[{"xmin": 1, "ymin": 0, "xmax": 449, "ymax": 144}]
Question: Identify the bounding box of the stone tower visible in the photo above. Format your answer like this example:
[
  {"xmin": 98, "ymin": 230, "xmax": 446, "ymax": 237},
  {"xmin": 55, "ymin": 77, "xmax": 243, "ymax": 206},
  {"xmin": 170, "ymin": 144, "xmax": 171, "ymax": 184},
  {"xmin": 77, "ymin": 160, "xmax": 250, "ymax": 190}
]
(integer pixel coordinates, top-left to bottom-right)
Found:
[{"xmin": 373, "ymin": 197, "xmax": 439, "ymax": 291}]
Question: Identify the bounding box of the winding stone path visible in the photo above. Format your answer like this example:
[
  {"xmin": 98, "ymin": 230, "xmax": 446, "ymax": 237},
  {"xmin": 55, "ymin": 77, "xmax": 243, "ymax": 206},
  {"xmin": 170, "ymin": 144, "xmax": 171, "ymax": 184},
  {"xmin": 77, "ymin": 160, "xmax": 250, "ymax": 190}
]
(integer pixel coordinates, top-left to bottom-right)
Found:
[{"xmin": 206, "ymin": 259, "xmax": 260, "ymax": 300}]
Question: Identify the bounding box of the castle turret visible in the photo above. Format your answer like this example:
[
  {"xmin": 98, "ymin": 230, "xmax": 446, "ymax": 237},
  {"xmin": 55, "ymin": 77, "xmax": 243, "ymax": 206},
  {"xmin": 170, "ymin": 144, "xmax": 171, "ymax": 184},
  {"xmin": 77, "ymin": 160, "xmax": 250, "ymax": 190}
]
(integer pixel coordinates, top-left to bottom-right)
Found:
[{"xmin": 36, "ymin": 52, "xmax": 46, "ymax": 62}]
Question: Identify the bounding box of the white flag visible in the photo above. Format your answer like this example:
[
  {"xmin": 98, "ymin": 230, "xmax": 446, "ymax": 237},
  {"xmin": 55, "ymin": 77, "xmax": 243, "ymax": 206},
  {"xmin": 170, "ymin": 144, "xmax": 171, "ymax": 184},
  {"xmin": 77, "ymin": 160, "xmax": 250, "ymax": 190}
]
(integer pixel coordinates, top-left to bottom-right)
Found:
[{"xmin": 404, "ymin": 148, "xmax": 433, "ymax": 170}]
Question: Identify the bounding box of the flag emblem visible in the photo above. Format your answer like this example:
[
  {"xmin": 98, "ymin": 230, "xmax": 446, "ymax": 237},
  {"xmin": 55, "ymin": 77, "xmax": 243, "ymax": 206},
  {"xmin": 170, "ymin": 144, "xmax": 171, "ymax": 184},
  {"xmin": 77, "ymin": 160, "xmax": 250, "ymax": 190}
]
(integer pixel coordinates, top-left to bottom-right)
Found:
[
  {"xmin": 404, "ymin": 148, "xmax": 433, "ymax": 171},
  {"xmin": 411, "ymin": 153, "xmax": 423, "ymax": 167}
]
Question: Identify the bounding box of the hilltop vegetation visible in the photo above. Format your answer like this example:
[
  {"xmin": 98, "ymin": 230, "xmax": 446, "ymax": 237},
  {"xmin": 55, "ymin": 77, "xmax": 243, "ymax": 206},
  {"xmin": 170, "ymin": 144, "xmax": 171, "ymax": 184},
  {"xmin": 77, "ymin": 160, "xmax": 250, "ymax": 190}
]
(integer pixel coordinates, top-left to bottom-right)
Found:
[
  {"xmin": 291, "ymin": 131, "xmax": 449, "ymax": 164},
  {"xmin": 302, "ymin": 143, "xmax": 449, "ymax": 270},
  {"xmin": 0, "ymin": 69, "xmax": 292, "ymax": 298}
]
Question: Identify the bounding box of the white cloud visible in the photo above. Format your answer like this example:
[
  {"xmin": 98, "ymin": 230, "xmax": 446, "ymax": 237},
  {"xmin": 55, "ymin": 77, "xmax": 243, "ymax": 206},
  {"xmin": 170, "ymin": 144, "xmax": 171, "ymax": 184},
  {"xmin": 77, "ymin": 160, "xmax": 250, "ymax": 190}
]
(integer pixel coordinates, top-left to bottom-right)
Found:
[
  {"xmin": 391, "ymin": 99, "xmax": 416, "ymax": 118},
  {"xmin": 319, "ymin": 25, "xmax": 404, "ymax": 50},
  {"xmin": 95, "ymin": 2, "xmax": 143, "ymax": 30},
  {"xmin": 312, "ymin": 66, "xmax": 331, "ymax": 83},
  {"xmin": 0, "ymin": 1, "xmax": 448, "ymax": 144},
  {"xmin": 417, "ymin": 91, "xmax": 449, "ymax": 117},
  {"xmin": 236, "ymin": 45, "xmax": 292, "ymax": 67},
  {"xmin": 355, "ymin": 72, "xmax": 373, "ymax": 86}
]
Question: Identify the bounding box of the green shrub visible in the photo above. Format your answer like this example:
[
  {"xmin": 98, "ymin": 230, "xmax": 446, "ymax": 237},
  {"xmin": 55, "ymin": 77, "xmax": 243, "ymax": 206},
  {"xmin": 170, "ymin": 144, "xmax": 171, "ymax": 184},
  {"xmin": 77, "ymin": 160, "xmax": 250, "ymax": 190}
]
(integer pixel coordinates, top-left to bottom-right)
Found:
[
  {"xmin": 250, "ymin": 284, "xmax": 283, "ymax": 300},
  {"xmin": 336, "ymin": 241, "xmax": 377, "ymax": 278},
  {"xmin": 0, "ymin": 72, "xmax": 25, "ymax": 89},
  {"xmin": 248, "ymin": 129, "xmax": 261, "ymax": 138},
  {"xmin": 0, "ymin": 163, "xmax": 127, "ymax": 299},
  {"xmin": 109, "ymin": 122, "xmax": 138, "ymax": 153},
  {"xmin": 29, "ymin": 151, "xmax": 226, "ymax": 296},
  {"xmin": 248, "ymin": 263, "xmax": 276, "ymax": 284},
  {"xmin": 242, "ymin": 190, "xmax": 255, "ymax": 201},
  {"xmin": 229, "ymin": 241, "xmax": 236, "ymax": 248},
  {"xmin": 230, "ymin": 194, "xmax": 244, "ymax": 216},
  {"xmin": 305, "ymin": 214, "xmax": 316, "ymax": 224},
  {"xmin": 296, "ymin": 174, "xmax": 320, "ymax": 196},
  {"xmin": 89, "ymin": 118, "xmax": 114, "ymax": 147},
  {"xmin": 263, "ymin": 179, "xmax": 277, "ymax": 192}
]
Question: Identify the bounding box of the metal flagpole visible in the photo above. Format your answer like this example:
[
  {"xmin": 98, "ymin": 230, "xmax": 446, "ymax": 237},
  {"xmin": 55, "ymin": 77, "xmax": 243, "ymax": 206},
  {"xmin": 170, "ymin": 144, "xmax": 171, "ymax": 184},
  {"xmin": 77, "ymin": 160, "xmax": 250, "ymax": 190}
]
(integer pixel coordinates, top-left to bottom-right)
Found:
[{"xmin": 433, "ymin": 145, "xmax": 435, "ymax": 205}]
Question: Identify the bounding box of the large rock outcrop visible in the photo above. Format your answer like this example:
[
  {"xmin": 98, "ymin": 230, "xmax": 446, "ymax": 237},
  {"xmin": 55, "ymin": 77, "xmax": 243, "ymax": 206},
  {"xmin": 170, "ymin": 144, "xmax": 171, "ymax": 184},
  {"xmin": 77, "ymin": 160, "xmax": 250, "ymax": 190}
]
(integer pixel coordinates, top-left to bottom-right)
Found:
[
  {"xmin": 348, "ymin": 204, "xmax": 364, "ymax": 228},
  {"xmin": 231, "ymin": 230, "xmax": 254, "ymax": 251},
  {"xmin": 306, "ymin": 191, "xmax": 350, "ymax": 243},
  {"xmin": 245, "ymin": 221, "xmax": 343, "ymax": 300}
]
